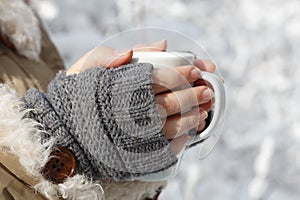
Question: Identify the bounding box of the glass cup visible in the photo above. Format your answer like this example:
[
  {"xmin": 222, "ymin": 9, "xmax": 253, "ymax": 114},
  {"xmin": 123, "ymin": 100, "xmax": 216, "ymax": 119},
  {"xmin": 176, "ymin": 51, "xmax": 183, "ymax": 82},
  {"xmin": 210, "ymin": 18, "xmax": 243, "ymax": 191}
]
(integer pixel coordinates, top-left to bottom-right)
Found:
[{"xmin": 101, "ymin": 28, "xmax": 227, "ymax": 181}]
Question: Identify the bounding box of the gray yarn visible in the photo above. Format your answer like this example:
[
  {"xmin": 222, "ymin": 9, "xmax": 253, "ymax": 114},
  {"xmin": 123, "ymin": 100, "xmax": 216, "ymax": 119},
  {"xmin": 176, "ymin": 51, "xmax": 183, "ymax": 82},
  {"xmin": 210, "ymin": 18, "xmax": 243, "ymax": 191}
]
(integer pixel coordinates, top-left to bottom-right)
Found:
[{"xmin": 22, "ymin": 63, "xmax": 177, "ymax": 180}]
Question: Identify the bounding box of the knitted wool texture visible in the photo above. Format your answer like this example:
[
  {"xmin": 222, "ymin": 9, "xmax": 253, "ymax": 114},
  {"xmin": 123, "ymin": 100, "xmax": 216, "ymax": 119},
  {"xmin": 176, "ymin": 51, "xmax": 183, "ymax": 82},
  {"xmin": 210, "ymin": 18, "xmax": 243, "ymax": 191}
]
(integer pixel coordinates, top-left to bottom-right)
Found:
[{"xmin": 22, "ymin": 63, "xmax": 177, "ymax": 180}]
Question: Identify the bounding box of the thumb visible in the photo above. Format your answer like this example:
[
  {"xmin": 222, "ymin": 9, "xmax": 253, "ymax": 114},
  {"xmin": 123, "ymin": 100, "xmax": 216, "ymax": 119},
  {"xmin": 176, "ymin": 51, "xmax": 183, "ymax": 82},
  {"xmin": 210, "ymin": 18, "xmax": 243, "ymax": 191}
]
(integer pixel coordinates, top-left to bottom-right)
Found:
[
  {"xmin": 106, "ymin": 48, "xmax": 133, "ymax": 68},
  {"xmin": 67, "ymin": 46, "xmax": 133, "ymax": 75},
  {"xmin": 133, "ymin": 39, "xmax": 167, "ymax": 52},
  {"xmin": 84, "ymin": 46, "xmax": 133, "ymax": 69}
]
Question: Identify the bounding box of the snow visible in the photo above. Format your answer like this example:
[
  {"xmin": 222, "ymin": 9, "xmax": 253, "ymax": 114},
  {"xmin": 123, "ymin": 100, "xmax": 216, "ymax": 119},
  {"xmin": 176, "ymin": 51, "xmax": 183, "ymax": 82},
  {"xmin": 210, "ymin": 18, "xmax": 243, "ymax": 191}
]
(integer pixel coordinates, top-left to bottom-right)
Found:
[{"xmin": 33, "ymin": 0, "xmax": 300, "ymax": 199}]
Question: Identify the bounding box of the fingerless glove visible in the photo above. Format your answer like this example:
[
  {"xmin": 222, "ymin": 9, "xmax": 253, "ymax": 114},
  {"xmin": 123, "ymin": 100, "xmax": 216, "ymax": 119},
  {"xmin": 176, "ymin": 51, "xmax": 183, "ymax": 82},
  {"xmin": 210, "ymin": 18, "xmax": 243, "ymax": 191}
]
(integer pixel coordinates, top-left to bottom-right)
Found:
[{"xmin": 22, "ymin": 63, "xmax": 177, "ymax": 181}]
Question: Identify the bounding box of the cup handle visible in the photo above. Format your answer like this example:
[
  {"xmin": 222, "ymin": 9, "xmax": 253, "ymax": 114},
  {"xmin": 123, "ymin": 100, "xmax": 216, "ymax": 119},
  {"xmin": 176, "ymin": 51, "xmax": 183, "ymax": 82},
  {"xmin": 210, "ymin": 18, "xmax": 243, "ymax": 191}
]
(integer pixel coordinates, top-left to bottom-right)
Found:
[{"xmin": 188, "ymin": 71, "xmax": 227, "ymax": 146}]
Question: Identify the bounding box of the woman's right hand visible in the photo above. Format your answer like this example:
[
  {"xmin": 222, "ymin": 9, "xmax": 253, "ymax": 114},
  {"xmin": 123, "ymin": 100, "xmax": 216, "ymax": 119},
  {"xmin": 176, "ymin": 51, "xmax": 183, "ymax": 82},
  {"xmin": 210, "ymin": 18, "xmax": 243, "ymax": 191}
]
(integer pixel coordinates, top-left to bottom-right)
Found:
[{"xmin": 152, "ymin": 65, "xmax": 214, "ymax": 154}]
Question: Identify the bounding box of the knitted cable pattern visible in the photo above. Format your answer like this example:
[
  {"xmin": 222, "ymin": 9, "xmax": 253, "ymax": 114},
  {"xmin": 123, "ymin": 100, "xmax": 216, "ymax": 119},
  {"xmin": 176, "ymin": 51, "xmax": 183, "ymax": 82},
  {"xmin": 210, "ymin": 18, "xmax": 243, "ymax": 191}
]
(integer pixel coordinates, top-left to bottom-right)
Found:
[{"xmin": 22, "ymin": 63, "xmax": 177, "ymax": 181}]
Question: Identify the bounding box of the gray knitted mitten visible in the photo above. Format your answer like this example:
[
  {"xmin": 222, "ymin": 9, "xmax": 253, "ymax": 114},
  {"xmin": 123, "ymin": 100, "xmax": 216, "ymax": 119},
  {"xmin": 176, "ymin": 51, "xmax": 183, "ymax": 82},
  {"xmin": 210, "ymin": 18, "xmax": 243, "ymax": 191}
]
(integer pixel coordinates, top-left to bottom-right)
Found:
[{"xmin": 22, "ymin": 63, "xmax": 177, "ymax": 180}]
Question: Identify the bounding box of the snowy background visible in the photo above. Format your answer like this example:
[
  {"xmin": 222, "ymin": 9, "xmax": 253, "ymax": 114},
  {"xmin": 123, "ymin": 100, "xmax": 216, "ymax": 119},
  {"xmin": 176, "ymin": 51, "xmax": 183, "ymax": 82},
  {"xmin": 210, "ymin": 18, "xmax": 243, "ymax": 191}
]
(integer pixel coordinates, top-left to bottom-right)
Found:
[{"xmin": 32, "ymin": 0, "xmax": 300, "ymax": 199}]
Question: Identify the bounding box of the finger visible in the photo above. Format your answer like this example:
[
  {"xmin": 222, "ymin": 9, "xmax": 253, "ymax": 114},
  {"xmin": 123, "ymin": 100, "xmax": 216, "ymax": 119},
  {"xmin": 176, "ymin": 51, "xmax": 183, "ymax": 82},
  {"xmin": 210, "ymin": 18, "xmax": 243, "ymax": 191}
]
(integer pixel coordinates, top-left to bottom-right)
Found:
[
  {"xmin": 197, "ymin": 121, "xmax": 207, "ymax": 133},
  {"xmin": 88, "ymin": 46, "xmax": 133, "ymax": 68},
  {"xmin": 187, "ymin": 121, "xmax": 207, "ymax": 137},
  {"xmin": 163, "ymin": 107, "xmax": 208, "ymax": 139},
  {"xmin": 67, "ymin": 49, "xmax": 94, "ymax": 75},
  {"xmin": 152, "ymin": 65, "xmax": 202, "ymax": 94},
  {"xmin": 194, "ymin": 59, "xmax": 216, "ymax": 73},
  {"xmin": 67, "ymin": 46, "xmax": 133, "ymax": 75},
  {"xmin": 194, "ymin": 78, "xmax": 215, "ymax": 112},
  {"xmin": 169, "ymin": 134, "xmax": 190, "ymax": 155},
  {"xmin": 133, "ymin": 39, "xmax": 167, "ymax": 52},
  {"xmin": 106, "ymin": 49, "xmax": 133, "ymax": 68},
  {"xmin": 200, "ymin": 98, "xmax": 214, "ymax": 112},
  {"xmin": 155, "ymin": 86, "xmax": 214, "ymax": 117}
]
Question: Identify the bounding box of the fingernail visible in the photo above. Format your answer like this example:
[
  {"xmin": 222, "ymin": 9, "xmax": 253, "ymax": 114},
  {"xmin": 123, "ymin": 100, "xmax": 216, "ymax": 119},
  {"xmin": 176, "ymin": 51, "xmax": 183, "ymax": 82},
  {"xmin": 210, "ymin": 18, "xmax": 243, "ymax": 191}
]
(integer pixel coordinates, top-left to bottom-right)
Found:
[
  {"xmin": 190, "ymin": 67, "xmax": 201, "ymax": 79},
  {"xmin": 114, "ymin": 49, "xmax": 132, "ymax": 56},
  {"xmin": 150, "ymin": 39, "xmax": 167, "ymax": 51},
  {"xmin": 202, "ymin": 88, "xmax": 214, "ymax": 101},
  {"xmin": 200, "ymin": 110, "xmax": 208, "ymax": 121},
  {"xmin": 152, "ymin": 39, "xmax": 167, "ymax": 46}
]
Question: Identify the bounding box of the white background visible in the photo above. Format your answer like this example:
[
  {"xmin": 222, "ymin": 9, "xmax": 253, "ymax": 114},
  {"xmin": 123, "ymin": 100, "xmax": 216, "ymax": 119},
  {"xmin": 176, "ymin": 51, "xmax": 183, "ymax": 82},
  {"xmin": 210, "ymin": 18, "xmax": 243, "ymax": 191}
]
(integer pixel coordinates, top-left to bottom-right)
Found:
[{"xmin": 33, "ymin": 0, "xmax": 300, "ymax": 199}]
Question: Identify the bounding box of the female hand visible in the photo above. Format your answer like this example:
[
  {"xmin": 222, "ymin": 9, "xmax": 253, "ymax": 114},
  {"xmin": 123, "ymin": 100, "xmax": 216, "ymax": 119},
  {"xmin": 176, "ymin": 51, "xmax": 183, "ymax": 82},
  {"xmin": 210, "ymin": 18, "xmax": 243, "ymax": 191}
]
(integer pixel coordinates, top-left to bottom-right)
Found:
[
  {"xmin": 66, "ymin": 41, "xmax": 216, "ymax": 155},
  {"xmin": 66, "ymin": 40, "xmax": 167, "ymax": 75},
  {"xmin": 152, "ymin": 65, "xmax": 214, "ymax": 154}
]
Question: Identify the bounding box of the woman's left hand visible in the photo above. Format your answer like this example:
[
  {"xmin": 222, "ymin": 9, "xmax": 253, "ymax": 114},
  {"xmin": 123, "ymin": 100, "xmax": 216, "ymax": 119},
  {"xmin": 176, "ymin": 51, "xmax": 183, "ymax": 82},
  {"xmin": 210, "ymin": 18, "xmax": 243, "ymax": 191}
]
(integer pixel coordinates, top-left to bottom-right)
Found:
[{"xmin": 66, "ymin": 40, "xmax": 167, "ymax": 75}]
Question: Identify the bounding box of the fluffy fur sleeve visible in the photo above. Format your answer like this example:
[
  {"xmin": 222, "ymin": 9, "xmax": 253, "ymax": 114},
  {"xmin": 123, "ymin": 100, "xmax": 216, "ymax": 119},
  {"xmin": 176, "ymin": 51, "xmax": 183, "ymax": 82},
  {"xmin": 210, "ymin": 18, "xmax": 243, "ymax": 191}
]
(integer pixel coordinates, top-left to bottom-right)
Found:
[{"xmin": 0, "ymin": 84, "xmax": 104, "ymax": 200}]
